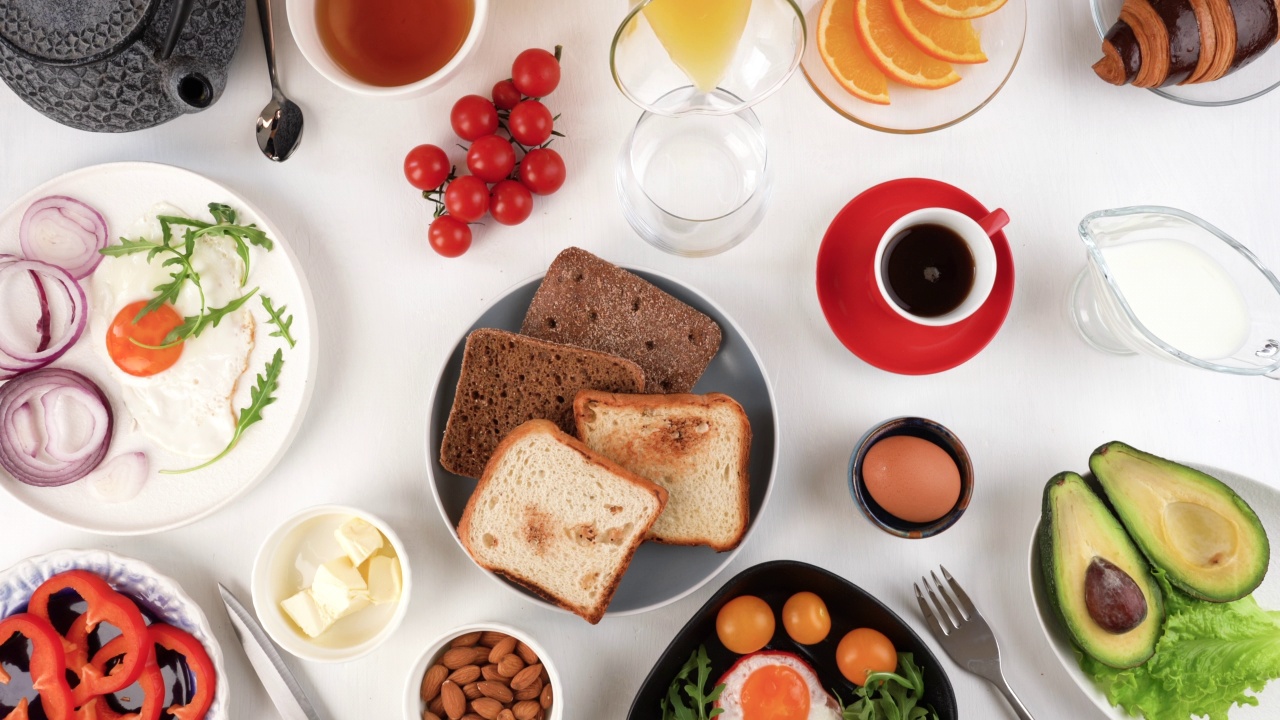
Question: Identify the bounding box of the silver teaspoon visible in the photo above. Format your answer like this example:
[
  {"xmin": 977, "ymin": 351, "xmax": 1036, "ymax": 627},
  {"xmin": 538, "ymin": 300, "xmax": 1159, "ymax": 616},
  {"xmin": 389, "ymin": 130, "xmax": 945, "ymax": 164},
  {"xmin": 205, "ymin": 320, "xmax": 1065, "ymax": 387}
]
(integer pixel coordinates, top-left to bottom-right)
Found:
[{"xmin": 255, "ymin": 0, "xmax": 304, "ymax": 161}]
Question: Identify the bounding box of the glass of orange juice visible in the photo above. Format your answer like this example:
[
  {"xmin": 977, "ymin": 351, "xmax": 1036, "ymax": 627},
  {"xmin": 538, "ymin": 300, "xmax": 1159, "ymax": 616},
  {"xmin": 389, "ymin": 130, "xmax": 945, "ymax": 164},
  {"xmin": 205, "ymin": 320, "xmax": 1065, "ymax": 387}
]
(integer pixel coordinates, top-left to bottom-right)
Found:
[{"xmin": 611, "ymin": 0, "xmax": 805, "ymax": 256}]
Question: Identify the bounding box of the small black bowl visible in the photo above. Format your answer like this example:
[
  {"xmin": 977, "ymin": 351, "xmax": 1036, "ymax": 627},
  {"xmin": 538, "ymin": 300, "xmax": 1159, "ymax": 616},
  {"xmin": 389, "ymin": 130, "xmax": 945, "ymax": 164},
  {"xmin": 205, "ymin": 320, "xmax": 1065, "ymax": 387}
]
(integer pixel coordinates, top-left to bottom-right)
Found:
[
  {"xmin": 626, "ymin": 560, "xmax": 957, "ymax": 720},
  {"xmin": 849, "ymin": 416, "xmax": 973, "ymax": 539}
]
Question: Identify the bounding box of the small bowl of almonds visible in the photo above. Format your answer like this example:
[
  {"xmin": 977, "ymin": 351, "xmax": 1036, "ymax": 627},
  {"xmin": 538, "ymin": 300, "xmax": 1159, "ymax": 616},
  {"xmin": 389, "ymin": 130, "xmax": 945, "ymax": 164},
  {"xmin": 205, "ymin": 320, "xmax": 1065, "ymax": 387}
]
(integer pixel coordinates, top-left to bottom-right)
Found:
[{"xmin": 405, "ymin": 622, "xmax": 560, "ymax": 720}]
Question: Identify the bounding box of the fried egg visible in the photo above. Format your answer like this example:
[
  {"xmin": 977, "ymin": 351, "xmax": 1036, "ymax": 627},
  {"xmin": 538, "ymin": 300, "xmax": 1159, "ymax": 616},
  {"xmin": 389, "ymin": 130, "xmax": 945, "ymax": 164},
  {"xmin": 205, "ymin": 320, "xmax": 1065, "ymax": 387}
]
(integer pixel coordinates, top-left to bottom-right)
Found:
[
  {"xmin": 90, "ymin": 204, "xmax": 255, "ymax": 459},
  {"xmin": 715, "ymin": 651, "xmax": 842, "ymax": 720}
]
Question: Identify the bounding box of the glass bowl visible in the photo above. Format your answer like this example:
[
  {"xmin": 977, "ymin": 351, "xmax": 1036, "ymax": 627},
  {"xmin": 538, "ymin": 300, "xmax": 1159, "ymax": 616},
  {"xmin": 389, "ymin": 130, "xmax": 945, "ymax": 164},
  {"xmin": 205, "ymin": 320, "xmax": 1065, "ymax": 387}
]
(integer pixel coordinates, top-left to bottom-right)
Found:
[
  {"xmin": 1088, "ymin": 0, "xmax": 1280, "ymax": 106},
  {"xmin": 799, "ymin": 0, "xmax": 1026, "ymax": 133}
]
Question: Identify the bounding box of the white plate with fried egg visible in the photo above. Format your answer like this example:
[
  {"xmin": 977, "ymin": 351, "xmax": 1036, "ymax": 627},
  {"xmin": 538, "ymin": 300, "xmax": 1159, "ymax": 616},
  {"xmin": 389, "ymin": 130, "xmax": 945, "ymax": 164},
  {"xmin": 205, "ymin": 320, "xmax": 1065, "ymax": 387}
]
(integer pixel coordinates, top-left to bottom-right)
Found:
[{"xmin": 0, "ymin": 162, "xmax": 317, "ymax": 534}]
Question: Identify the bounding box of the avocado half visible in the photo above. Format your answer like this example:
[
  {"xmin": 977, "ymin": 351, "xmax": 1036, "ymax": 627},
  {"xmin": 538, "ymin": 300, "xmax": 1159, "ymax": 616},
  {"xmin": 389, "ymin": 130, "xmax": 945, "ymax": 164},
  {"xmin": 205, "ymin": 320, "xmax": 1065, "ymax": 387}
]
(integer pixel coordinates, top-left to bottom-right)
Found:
[
  {"xmin": 1091, "ymin": 442, "xmax": 1271, "ymax": 603},
  {"xmin": 1040, "ymin": 472, "xmax": 1163, "ymax": 668}
]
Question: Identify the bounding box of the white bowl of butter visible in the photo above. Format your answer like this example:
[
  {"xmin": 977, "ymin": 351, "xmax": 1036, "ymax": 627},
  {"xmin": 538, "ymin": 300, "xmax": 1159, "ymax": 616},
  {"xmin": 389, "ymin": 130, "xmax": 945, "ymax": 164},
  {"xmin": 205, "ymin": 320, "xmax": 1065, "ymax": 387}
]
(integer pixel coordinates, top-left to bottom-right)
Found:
[{"xmin": 252, "ymin": 504, "xmax": 411, "ymax": 663}]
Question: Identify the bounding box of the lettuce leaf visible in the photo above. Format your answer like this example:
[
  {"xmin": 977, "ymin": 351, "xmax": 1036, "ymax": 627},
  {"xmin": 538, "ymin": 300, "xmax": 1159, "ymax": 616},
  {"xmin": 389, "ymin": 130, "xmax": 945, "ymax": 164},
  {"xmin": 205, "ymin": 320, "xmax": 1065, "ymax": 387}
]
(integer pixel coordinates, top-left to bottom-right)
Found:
[{"xmin": 1079, "ymin": 570, "xmax": 1280, "ymax": 720}]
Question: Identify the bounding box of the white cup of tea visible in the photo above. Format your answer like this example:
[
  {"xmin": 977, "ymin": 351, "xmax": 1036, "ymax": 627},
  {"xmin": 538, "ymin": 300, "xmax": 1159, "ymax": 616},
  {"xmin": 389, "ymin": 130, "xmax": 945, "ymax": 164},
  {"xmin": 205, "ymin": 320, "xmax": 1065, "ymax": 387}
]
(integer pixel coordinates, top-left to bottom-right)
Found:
[{"xmin": 873, "ymin": 207, "xmax": 1008, "ymax": 327}]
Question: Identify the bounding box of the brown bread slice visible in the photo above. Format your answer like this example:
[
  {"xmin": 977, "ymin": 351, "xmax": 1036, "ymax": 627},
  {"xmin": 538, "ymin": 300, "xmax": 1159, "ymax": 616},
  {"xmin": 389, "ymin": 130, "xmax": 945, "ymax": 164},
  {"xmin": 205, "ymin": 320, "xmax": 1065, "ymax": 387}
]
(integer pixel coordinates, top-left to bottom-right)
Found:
[
  {"xmin": 520, "ymin": 247, "xmax": 722, "ymax": 394},
  {"xmin": 439, "ymin": 328, "xmax": 645, "ymax": 478},
  {"xmin": 574, "ymin": 391, "xmax": 752, "ymax": 552},
  {"xmin": 457, "ymin": 420, "xmax": 668, "ymax": 624}
]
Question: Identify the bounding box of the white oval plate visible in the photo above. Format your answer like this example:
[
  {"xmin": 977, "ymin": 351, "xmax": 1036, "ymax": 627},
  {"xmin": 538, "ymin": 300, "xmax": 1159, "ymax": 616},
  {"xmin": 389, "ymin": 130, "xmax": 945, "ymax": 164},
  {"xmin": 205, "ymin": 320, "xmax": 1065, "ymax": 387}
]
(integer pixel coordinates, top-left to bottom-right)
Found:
[
  {"xmin": 1028, "ymin": 463, "xmax": 1280, "ymax": 719},
  {"xmin": 0, "ymin": 548, "xmax": 229, "ymax": 719},
  {"xmin": 0, "ymin": 162, "xmax": 318, "ymax": 534}
]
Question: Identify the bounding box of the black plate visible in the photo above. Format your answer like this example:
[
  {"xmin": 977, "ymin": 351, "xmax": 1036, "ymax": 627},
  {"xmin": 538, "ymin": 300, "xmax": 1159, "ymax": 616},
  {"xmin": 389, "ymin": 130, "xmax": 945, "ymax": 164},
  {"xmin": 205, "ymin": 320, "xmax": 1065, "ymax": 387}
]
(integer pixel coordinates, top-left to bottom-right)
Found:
[{"xmin": 627, "ymin": 560, "xmax": 958, "ymax": 719}]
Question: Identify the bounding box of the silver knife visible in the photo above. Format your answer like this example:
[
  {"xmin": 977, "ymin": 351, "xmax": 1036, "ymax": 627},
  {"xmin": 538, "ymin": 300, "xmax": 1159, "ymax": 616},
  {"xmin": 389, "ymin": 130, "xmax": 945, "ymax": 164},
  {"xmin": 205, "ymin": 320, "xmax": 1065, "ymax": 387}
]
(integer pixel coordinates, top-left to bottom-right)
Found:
[{"xmin": 218, "ymin": 583, "xmax": 324, "ymax": 720}]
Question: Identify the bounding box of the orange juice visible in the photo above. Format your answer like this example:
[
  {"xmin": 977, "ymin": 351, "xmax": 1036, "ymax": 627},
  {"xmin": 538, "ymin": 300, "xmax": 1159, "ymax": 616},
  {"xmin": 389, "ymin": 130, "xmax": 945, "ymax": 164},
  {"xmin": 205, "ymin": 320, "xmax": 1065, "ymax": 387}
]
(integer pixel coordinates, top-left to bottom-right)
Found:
[
  {"xmin": 317, "ymin": 0, "xmax": 474, "ymax": 87},
  {"xmin": 642, "ymin": 0, "xmax": 752, "ymax": 92}
]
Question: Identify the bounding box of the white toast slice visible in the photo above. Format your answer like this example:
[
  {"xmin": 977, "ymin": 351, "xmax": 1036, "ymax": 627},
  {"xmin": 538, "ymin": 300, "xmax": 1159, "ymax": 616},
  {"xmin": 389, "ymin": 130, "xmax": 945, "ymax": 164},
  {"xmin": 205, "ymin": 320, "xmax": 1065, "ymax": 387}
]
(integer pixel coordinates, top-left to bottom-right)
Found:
[
  {"xmin": 573, "ymin": 391, "xmax": 751, "ymax": 552},
  {"xmin": 457, "ymin": 419, "xmax": 667, "ymax": 624}
]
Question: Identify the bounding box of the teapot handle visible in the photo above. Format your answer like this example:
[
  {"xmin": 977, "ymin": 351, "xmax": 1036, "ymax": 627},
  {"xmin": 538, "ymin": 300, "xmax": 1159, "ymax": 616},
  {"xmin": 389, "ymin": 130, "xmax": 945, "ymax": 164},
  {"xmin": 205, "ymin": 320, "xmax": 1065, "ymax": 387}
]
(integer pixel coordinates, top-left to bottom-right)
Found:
[{"xmin": 158, "ymin": 0, "xmax": 198, "ymax": 60}]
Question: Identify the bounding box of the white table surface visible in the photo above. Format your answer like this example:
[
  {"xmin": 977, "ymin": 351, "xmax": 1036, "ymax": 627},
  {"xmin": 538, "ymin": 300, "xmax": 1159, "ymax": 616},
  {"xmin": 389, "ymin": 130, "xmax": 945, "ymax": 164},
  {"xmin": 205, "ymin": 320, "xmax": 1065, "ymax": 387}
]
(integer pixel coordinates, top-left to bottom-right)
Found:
[{"xmin": 2, "ymin": 0, "xmax": 1279, "ymax": 718}]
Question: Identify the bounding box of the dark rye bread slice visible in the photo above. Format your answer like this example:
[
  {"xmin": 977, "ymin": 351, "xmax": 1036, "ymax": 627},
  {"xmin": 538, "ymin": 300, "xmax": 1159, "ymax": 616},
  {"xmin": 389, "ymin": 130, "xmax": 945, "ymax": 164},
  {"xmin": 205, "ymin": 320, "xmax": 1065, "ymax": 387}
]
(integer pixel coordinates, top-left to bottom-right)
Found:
[
  {"xmin": 440, "ymin": 328, "xmax": 646, "ymax": 478},
  {"xmin": 520, "ymin": 247, "xmax": 722, "ymax": 394}
]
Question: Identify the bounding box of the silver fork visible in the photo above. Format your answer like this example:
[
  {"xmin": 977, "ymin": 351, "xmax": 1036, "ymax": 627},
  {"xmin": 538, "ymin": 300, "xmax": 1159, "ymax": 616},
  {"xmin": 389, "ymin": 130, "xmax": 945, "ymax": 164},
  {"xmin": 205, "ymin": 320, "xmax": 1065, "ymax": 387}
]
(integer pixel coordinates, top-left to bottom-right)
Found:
[{"xmin": 915, "ymin": 566, "xmax": 1034, "ymax": 720}]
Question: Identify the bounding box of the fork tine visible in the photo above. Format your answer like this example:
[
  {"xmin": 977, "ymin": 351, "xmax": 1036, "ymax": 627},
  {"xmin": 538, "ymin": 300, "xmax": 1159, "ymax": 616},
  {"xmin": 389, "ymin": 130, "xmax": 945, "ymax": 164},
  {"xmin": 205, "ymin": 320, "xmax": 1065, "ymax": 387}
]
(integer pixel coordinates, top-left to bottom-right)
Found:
[
  {"xmin": 931, "ymin": 569, "xmax": 967, "ymax": 622},
  {"xmin": 922, "ymin": 574, "xmax": 958, "ymax": 630},
  {"xmin": 940, "ymin": 565, "xmax": 976, "ymax": 617},
  {"xmin": 914, "ymin": 582, "xmax": 949, "ymax": 638}
]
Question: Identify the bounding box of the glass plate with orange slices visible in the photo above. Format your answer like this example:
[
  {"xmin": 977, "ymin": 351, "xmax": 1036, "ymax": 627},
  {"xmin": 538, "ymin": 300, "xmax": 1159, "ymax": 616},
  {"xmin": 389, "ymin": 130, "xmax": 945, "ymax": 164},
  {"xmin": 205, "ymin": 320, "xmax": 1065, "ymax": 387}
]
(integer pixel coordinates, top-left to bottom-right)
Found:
[{"xmin": 800, "ymin": 0, "xmax": 1026, "ymax": 132}]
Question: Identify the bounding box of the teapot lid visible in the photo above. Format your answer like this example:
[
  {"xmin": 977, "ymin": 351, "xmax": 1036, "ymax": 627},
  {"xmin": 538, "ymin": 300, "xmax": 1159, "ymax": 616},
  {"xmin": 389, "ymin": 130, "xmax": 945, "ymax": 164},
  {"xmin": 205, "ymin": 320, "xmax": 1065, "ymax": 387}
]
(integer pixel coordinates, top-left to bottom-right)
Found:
[{"xmin": 0, "ymin": 0, "xmax": 160, "ymax": 66}]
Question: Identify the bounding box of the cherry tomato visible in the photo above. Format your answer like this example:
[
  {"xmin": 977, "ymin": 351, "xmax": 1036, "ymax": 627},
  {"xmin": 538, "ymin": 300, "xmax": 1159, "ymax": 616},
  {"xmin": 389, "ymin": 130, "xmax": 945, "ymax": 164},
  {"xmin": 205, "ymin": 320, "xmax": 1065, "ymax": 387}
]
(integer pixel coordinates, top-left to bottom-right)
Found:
[
  {"xmin": 404, "ymin": 144, "xmax": 450, "ymax": 191},
  {"xmin": 782, "ymin": 592, "xmax": 831, "ymax": 645},
  {"xmin": 489, "ymin": 180, "xmax": 533, "ymax": 226},
  {"xmin": 512, "ymin": 48, "xmax": 560, "ymax": 97},
  {"xmin": 444, "ymin": 175, "xmax": 490, "ymax": 223},
  {"xmin": 836, "ymin": 628, "xmax": 897, "ymax": 686},
  {"xmin": 492, "ymin": 79, "xmax": 521, "ymax": 110},
  {"xmin": 518, "ymin": 148, "xmax": 566, "ymax": 196},
  {"xmin": 508, "ymin": 100, "xmax": 554, "ymax": 147},
  {"xmin": 467, "ymin": 135, "xmax": 516, "ymax": 183},
  {"xmin": 451, "ymin": 95, "xmax": 499, "ymax": 142},
  {"xmin": 428, "ymin": 215, "xmax": 472, "ymax": 258},
  {"xmin": 715, "ymin": 595, "xmax": 775, "ymax": 655}
]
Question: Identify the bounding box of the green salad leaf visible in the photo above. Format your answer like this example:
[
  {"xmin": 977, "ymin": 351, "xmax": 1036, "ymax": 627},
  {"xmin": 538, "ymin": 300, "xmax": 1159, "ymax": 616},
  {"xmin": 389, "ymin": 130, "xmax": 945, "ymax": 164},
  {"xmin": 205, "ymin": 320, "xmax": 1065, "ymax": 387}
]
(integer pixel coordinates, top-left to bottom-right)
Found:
[
  {"xmin": 661, "ymin": 645, "xmax": 724, "ymax": 720},
  {"xmin": 1080, "ymin": 569, "xmax": 1280, "ymax": 720},
  {"xmin": 838, "ymin": 653, "xmax": 939, "ymax": 720}
]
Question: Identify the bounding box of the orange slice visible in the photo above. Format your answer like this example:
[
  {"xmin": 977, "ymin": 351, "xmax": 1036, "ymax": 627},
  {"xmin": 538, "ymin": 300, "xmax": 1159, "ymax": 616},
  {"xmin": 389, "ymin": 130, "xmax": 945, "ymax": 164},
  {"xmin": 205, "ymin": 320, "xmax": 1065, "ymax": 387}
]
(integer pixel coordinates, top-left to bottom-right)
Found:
[
  {"xmin": 890, "ymin": 0, "xmax": 987, "ymax": 63},
  {"xmin": 912, "ymin": 0, "xmax": 1008, "ymax": 20},
  {"xmin": 818, "ymin": 0, "xmax": 891, "ymax": 104},
  {"xmin": 855, "ymin": 0, "xmax": 961, "ymax": 88}
]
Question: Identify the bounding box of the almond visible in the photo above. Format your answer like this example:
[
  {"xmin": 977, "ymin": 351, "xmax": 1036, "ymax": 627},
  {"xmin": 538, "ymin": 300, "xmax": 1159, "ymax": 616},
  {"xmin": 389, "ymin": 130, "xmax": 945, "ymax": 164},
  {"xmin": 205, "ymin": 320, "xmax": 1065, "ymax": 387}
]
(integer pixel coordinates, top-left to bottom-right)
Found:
[
  {"xmin": 429, "ymin": 696, "xmax": 446, "ymax": 716},
  {"xmin": 443, "ymin": 648, "xmax": 479, "ymax": 670},
  {"xmin": 423, "ymin": 712, "xmax": 443, "ymax": 720},
  {"xmin": 497, "ymin": 710, "xmax": 516, "ymax": 720},
  {"xmin": 470, "ymin": 646, "xmax": 494, "ymax": 665},
  {"xmin": 441, "ymin": 681, "xmax": 467, "ymax": 720},
  {"xmin": 540, "ymin": 683, "xmax": 553, "ymax": 709},
  {"xmin": 463, "ymin": 681, "xmax": 482, "ymax": 700},
  {"xmin": 449, "ymin": 665, "xmax": 481, "ymax": 686},
  {"xmin": 512, "ymin": 700, "xmax": 541, "ymax": 720},
  {"xmin": 510, "ymin": 664, "xmax": 542, "ymax": 692},
  {"xmin": 481, "ymin": 664, "xmax": 506, "ymax": 683},
  {"xmin": 488, "ymin": 636, "xmax": 518, "ymax": 664},
  {"xmin": 471, "ymin": 697, "xmax": 504, "ymax": 720},
  {"xmin": 514, "ymin": 678, "xmax": 541, "ymax": 701},
  {"xmin": 497, "ymin": 654, "xmax": 525, "ymax": 678},
  {"xmin": 451, "ymin": 631, "xmax": 484, "ymax": 648},
  {"xmin": 421, "ymin": 664, "xmax": 449, "ymax": 702},
  {"xmin": 460, "ymin": 715, "xmax": 484, "ymax": 720},
  {"xmin": 477, "ymin": 680, "xmax": 514, "ymax": 704},
  {"xmin": 515, "ymin": 641, "xmax": 539, "ymax": 665},
  {"xmin": 480, "ymin": 631, "xmax": 510, "ymax": 648}
]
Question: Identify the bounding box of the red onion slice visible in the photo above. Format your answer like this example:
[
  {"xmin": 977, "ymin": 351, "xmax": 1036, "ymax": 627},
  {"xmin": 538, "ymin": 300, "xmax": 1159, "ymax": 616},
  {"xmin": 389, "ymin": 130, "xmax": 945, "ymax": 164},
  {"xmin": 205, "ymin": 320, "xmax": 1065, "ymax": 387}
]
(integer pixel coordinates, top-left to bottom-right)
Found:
[
  {"xmin": 86, "ymin": 452, "xmax": 149, "ymax": 504},
  {"xmin": 0, "ymin": 260, "xmax": 87, "ymax": 374},
  {"xmin": 0, "ymin": 368, "xmax": 113, "ymax": 487},
  {"xmin": 19, "ymin": 196, "xmax": 109, "ymax": 279}
]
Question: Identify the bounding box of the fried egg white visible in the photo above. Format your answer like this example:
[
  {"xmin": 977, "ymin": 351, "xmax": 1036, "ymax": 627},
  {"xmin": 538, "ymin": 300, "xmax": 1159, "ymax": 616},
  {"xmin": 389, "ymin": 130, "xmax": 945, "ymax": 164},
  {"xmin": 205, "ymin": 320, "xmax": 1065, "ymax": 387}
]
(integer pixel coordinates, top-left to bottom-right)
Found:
[
  {"xmin": 715, "ymin": 651, "xmax": 842, "ymax": 720},
  {"xmin": 90, "ymin": 204, "xmax": 255, "ymax": 459}
]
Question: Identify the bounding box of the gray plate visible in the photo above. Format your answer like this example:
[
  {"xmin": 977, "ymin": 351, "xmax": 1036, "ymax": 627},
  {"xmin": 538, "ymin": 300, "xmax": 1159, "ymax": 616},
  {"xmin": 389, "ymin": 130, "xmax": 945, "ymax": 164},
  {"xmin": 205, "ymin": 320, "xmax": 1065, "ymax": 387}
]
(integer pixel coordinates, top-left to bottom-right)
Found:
[{"xmin": 425, "ymin": 269, "xmax": 778, "ymax": 616}]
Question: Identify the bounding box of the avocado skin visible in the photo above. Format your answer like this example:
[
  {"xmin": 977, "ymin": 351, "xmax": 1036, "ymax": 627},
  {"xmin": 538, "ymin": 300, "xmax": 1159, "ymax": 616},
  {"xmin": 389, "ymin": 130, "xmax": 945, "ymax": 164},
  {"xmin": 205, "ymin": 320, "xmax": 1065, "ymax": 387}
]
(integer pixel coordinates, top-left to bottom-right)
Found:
[
  {"xmin": 1090, "ymin": 441, "xmax": 1270, "ymax": 603},
  {"xmin": 1040, "ymin": 471, "xmax": 1163, "ymax": 669}
]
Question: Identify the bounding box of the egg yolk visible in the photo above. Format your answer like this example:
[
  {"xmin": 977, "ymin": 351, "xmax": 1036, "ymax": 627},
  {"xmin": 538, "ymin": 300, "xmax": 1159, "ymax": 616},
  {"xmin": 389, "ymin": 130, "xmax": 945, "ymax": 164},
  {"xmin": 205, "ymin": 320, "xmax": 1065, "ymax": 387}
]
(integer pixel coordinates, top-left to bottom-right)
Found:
[
  {"xmin": 106, "ymin": 300, "xmax": 184, "ymax": 377},
  {"xmin": 740, "ymin": 664, "xmax": 811, "ymax": 720}
]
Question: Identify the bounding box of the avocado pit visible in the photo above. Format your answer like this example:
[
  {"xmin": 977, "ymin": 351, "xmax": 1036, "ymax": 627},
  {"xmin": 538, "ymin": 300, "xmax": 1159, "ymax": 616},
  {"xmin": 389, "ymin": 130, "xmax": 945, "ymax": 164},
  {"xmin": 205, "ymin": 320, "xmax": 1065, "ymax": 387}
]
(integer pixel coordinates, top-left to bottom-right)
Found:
[{"xmin": 1084, "ymin": 556, "xmax": 1148, "ymax": 634}]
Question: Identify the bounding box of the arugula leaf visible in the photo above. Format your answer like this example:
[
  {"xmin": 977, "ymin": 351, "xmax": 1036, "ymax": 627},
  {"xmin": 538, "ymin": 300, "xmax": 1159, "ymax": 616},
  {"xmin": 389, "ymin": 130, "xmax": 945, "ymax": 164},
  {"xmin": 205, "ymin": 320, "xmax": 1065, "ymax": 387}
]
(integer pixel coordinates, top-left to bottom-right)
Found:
[
  {"xmin": 260, "ymin": 294, "xmax": 297, "ymax": 348},
  {"xmin": 142, "ymin": 288, "xmax": 259, "ymax": 347},
  {"xmin": 663, "ymin": 646, "xmax": 725, "ymax": 720},
  {"xmin": 839, "ymin": 654, "xmax": 939, "ymax": 720},
  {"xmin": 162, "ymin": 349, "xmax": 284, "ymax": 475},
  {"xmin": 99, "ymin": 237, "xmax": 166, "ymax": 258}
]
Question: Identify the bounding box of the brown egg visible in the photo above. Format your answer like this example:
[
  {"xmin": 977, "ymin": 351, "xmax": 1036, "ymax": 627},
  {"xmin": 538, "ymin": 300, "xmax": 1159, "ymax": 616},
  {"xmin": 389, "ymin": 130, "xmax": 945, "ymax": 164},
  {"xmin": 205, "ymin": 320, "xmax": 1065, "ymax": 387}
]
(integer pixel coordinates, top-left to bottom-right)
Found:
[{"xmin": 862, "ymin": 435, "xmax": 961, "ymax": 523}]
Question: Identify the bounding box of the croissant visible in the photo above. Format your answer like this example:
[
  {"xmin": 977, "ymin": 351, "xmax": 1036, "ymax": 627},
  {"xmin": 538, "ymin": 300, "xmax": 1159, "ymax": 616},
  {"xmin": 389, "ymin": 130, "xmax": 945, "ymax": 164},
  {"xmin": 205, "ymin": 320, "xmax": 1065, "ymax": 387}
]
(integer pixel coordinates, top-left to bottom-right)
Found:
[{"xmin": 1094, "ymin": 0, "xmax": 1280, "ymax": 87}]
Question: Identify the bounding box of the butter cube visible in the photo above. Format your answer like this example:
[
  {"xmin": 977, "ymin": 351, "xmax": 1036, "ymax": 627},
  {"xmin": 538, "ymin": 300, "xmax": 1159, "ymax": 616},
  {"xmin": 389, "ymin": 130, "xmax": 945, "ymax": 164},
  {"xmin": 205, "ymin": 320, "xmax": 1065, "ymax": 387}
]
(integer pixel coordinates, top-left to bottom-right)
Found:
[
  {"xmin": 363, "ymin": 555, "xmax": 402, "ymax": 605},
  {"xmin": 335, "ymin": 517, "xmax": 384, "ymax": 567},
  {"xmin": 281, "ymin": 590, "xmax": 332, "ymax": 638},
  {"xmin": 311, "ymin": 557, "xmax": 370, "ymax": 620}
]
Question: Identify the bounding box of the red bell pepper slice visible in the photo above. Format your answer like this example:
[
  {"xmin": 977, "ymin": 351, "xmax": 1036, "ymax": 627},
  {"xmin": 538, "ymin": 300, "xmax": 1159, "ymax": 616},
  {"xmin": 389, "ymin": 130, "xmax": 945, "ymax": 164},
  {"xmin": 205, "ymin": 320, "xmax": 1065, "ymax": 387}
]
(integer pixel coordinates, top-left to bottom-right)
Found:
[
  {"xmin": 26, "ymin": 571, "xmax": 149, "ymax": 706},
  {"xmin": 73, "ymin": 636, "xmax": 163, "ymax": 720},
  {"xmin": 0, "ymin": 613, "xmax": 74, "ymax": 720},
  {"xmin": 148, "ymin": 625, "xmax": 215, "ymax": 720}
]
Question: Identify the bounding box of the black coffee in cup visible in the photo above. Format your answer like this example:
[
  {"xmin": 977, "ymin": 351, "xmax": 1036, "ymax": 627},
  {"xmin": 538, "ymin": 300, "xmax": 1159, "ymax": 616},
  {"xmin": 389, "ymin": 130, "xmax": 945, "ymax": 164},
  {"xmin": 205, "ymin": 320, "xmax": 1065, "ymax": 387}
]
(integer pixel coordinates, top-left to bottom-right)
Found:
[{"xmin": 881, "ymin": 224, "xmax": 976, "ymax": 317}]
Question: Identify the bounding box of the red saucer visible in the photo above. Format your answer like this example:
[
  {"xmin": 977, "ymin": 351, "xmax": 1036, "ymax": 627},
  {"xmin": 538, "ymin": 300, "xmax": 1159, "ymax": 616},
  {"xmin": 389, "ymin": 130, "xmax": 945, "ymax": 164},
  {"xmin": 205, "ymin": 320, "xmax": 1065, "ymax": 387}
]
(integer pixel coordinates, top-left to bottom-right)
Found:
[{"xmin": 816, "ymin": 178, "xmax": 1015, "ymax": 375}]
